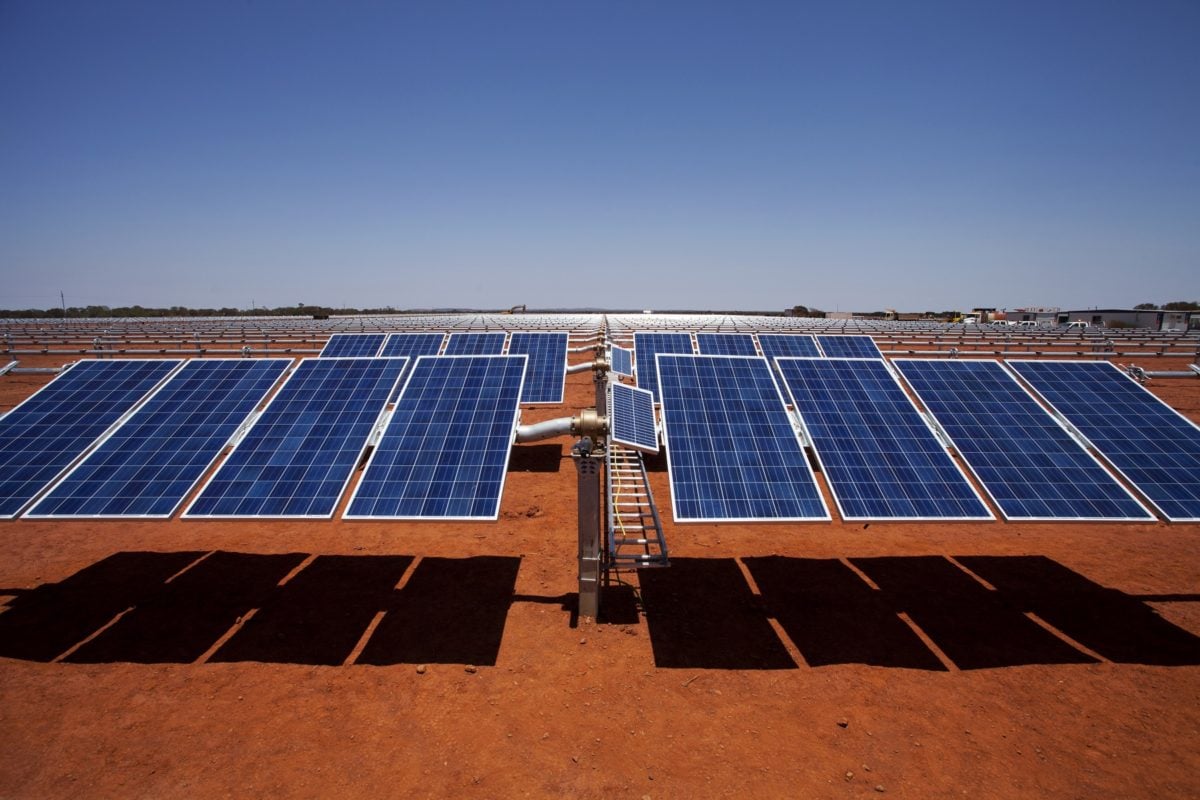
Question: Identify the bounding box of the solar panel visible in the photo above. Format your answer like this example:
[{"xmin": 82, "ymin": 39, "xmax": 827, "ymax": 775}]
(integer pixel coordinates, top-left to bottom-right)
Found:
[
  {"xmin": 444, "ymin": 332, "xmax": 507, "ymax": 355},
  {"xmin": 610, "ymin": 345, "xmax": 634, "ymax": 377},
  {"xmin": 1007, "ymin": 360, "xmax": 1200, "ymax": 521},
  {"xmin": 777, "ymin": 357, "xmax": 992, "ymax": 520},
  {"xmin": 816, "ymin": 335, "xmax": 882, "ymax": 358},
  {"xmin": 27, "ymin": 359, "xmax": 292, "ymax": 518},
  {"xmin": 0, "ymin": 359, "xmax": 182, "ymax": 518},
  {"xmin": 344, "ymin": 355, "xmax": 526, "ymax": 519},
  {"xmin": 894, "ymin": 359, "xmax": 1154, "ymax": 521},
  {"xmin": 756, "ymin": 334, "xmax": 821, "ymax": 361},
  {"xmin": 696, "ymin": 333, "xmax": 758, "ymax": 356},
  {"xmin": 379, "ymin": 332, "xmax": 445, "ymax": 358},
  {"xmin": 609, "ymin": 382, "xmax": 658, "ymax": 453},
  {"xmin": 656, "ymin": 354, "xmax": 829, "ymax": 522},
  {"xmin": 183, "ymin": 357, "xmax": 408, "ymax": 518},
  {"xmin": 633, "ymin": 332, "xmax": 694, "ymax": 402},
  {"xmin": 507, "ymin": 331, "xmax": 568, "ymax": 404},
  {"xmin": 319, "ymin": 333, "xmax": 386, "ymax": 358}
]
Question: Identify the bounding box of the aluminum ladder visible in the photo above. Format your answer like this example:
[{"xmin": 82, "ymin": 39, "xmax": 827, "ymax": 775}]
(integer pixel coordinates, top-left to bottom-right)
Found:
[{"xmin": 605, "ymin": 444, "xmax": 668, "ymax": 568}]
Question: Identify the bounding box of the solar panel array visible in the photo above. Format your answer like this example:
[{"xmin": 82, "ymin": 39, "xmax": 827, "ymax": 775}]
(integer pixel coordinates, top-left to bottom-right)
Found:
[
  {"xmin": 1008, "ymin": 360, "xmax": 1200, "ymax": 521},
  {"xmin": 346, "ymin": 355, "xmax": 526, "ymax": 519},
  {"xmin": 0, "ymin": 359, "xmax": 182, "ymax": 518},
  {"xmin": 633, "ymin": 332, "xmax": 694, "ymax": 402},
  {"xmin": 756, "ymin": 333, "xmax": 821, "ymax": 361},
  {"xmin": 507, "ymin": 332, "xmax": 568, "ymax": 404},
  {"xmin": 656, "ymin": 354, "xmax": 829, "ymax": 522},
  {"xmin": 444, "ymin": 332, "xmax": 507, "ymax": 355},
  {"xmin": 777, "ymin": 357, "xmax": 992, "ymax": 520},
  {"xmin": 320, "ymin": 333, "xmax": 387, "ymax": 358},
  {"xmin": 610, "ymin": 345, "xmax": 634, "ymax": 377},
  {"xmin": 815, "ymin": 335, "xmax": 882, "ymax": 358},
  {"xmin": 185, "ymin": 357, "xmax": 408, "ymax": 518},
  {"xmin": 28, "ymin": 359, "xmax": 291, "ymax": 518},
  {"xmin": 894, "ymin": 359, "xmax": 1154, "ymax": 521},
  {"xmin": 609, "ymin": 382, "xmax": 658, "ymax": 453},
  {"xmin": 696, "ymin": 333, "xmax": 758, "ymax": 356}
]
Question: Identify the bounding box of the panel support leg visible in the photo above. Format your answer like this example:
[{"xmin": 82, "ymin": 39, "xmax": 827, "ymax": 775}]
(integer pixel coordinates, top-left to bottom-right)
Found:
[{"xmin": 572, "ymin": 437, "xmax": 604, "ymax": 620}]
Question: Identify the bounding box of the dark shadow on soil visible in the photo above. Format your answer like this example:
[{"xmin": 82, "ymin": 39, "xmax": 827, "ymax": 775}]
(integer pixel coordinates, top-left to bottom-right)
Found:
[{"xmin": 507, "ymin": 444, "xmax": 563, "ymax": 472}]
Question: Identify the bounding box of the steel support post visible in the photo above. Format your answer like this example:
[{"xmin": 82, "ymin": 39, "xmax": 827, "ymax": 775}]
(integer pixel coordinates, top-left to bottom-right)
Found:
[{"xmin": 572, "ymin": 437, "xmax": 604, "ymax": 619}]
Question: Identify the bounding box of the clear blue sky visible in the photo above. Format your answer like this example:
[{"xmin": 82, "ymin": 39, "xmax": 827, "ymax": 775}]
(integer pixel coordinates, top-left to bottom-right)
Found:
[{"xmin": 2, "ymin": 1, "xmax": 1197, "ymax": 312}]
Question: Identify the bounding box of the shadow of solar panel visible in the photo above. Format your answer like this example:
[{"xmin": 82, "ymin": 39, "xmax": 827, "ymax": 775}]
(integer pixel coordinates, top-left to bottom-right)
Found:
[
  {"xmin": 1007, "ymin": 360, "xmax": 1200, "ymax": 521},
  {"xmin": 508, "ymin": 331, "xmax": 567, "ymax": 403},
  {"xmin": 0, "ymin": 359, "xmax": 182, "ymax": 518},
  {"xmin": 777, "ymin": 357, "xmax": 992, "ymax": 520},
  {"xmin": 183, "ymin": 357, "xmax": 408, "ymax": 518},
  {"xmin": 345, "ymin": 355, "xmax": 526, "ymax": 519},
  {"xmin": 656, "ymin": 354, "xmax": 828, "ymax": 521},
  {"xmin": 895, "ymin": 359, "xmax": 1153, "ymax": 521},
  {"xmin": 27, "ymin": 358, "xmax": 291, "ymax": 518}
]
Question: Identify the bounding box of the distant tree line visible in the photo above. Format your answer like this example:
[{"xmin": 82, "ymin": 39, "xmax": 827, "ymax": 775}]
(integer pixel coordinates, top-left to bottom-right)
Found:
[
  {"xmin": 1134, "ymin": 301, "xmax": 1199, "ymax": 311},
  {"xmin": 0, "ymin": 303, "xmax": 408, "ymax": 319}
]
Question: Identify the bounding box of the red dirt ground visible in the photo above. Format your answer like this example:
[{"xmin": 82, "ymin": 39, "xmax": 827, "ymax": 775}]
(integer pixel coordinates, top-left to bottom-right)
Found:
[{"xmin": 2, "ymin": 352, "xmax": 1199, "ymax": 798}]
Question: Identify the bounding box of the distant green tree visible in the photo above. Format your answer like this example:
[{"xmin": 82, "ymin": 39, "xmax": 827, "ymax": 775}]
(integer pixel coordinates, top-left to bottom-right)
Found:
[
  {"xmin": 1133, "ymin": 302, "xmax": 1158, "ymax": 310},
  {"xmin": 1163, "ymin": 300, "xmax": 1200, "ymax": 311}
]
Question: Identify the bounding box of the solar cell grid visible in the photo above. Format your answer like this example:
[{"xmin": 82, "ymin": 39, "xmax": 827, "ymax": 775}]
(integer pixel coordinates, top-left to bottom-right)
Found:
[
  {"xmin": 756, "ymin": 334, "xmax": 821, "ymax": 360},
  {"xmin": 815, "ymin": 335, "xmax": 882, "ymax": 358},
  {"xmin": 777, "ymin": 357, "xmax": 992, "ymax": 520},
  {"xmin": 507, "ymin": 331, "xmax": 568, "ymax": 404},
  {"xmin": 28, "ymin": 358, "xmax": 292, "ymax": 518},
  {"xmin": 345, "ymin": 355, "xmax": 526, "ymax": 519},
  {"xmin": 184, "ymin": 357, "xmax": 408, "ymax": 518},
  {"xmin": 655, "ymin": 354, "xmax": 829, "ymax": 522},
  {"xmin": 1007, "ymin": 360, "xmax": 1200, "ymax": 521},
  {"xmin": 609, "ymin": 382, "xmax": 658, "ymax": 453},
  {"xmin": 696, "ymin": 333, "xmax": 758, "ymax": 356},
  {"xmin": 0, "ymin": 359, "xmax": 183, "ymax": 518},
  {"xmin": 320, "ymin": 333, "xmax": 386, "ymax": 358},
  {"xmin": 633, "ymin": 332, "xmax": 694, "ymax": 402},
  {"xmin": 610, "ymin": 345, "xmax": 634, "ymax": 377},
  {"xmin": 444, "ymin": 332, "xmax": 507, "ymax": 355},
  {"xmin": 894, "ymin": 359, "xmax": 1154, "ymax": 521},
  {"xmin": 379, "ymin": 332, "xmax": 444, "ymax": 358}
]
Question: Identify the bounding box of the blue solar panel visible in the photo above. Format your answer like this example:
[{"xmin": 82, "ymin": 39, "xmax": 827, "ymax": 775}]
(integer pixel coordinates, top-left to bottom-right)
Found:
[
  {"xmin": 816, "ymin": 335, "xmax": 882, "ymax": 358},
  {"xmin": 633, "ymin": 332, "xmax": 694, "ymax": 402},
  {"xmin": 507, "ymin": 332, "xmax": 568, "ymax": 404},
  {"xmin": 610, "ymin": 345, "xmax": 634, "ymax": 377},
  {"xmin": 609, "ymin": 382, "xmax": 658, "ymax": 453},
  {"xmin": 379, "ymin": 332, "xmax": 445, "ymax": 358},
  {"xmin": 1007, "ymin": 360, "xmax": 1200, "ymax": 521},
  {"xmin": 345, "ymin": 355, "xmax": 526, "ymax": 519},
  {"xmin": 184, "ymin": 357, "xmax": 408, "ymax": 518},
  {"xmin": 656, "ymin": 354, "xmax": 829, "ymax": 522},
  {"xmin": 28, "ymin": 359, "xmax": 292, "ymax": 518},
  {"xmin": 777, "ymin": 358, "xmax": 992, "ymax": 520},
  {"xmin": 444, "ymin": 332, "xmax": 507, "ymax": 355},
  {"xmin": 320, "ymin": 333, "xmax": 386, "ymax": 357},
  {"xmin": 894, "ymin": 359, "xmax": 1154, "ymax": 521},
  {"xmin": 0, "ymin": 359, "xmax": 182, "ymax": 518},
  {"xmin": 696, "ymin": 333, "xmax": 758, "ymax": 356},
  {"xmin": 756, "ymin": 334, "xmax": 821, "ymax": 360}
]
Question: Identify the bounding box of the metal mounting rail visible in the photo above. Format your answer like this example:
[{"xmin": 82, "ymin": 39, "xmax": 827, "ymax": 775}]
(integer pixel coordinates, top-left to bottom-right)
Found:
[{"xmin": 605, "ymin": 444, "xmax": 668, "ymax": 568}]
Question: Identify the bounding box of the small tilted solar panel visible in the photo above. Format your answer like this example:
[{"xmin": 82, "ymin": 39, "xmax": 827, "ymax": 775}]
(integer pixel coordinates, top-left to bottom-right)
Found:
[
  {"xmin": 345, "ymin": 355, "xmax": 527, "ymax": 520},
  {"xmin": 756, "ymin": 333, "xmax": 821, "ymax": 361},
  {"xmin": 319, "ymin": 333, "xmax": 386, "ymax": 357},
  {"xmin": 0, "ymin": 359, "xmax": 182, "ymax": 518},
  {"xmin": 777, "ymin": 357, "xmax": 992, "ymax": 520},
  {"xmin": 379, "ymin": 332, "xmax": 445, "ymax": 358},
  {"xmin": 695, "ymin": 333, "xmax": 758, "ymax": 356},
  {"xmin": 1007, "ymin": 360, "xmax": 1200, "ymax": 521},
  {"xmin": 184, "ymin": 357, "xmax": 408, "ymax": 518},
  {"xmin": 815, "ymin": 335, "xmax": 882, "ymax": 358},
  {"xmin": 507, "ymin": 331, "xmax": 568, "ymax": 404},
  {"xmin": 894, "ymin": 359, "xmax": 1154, "ymax": 521},
  {"xmin": 633, "ymin": 332, "xmax": 694, "ymax": 402},
  {"xmin": 656, "ymin": 354, "xmax": 829, "ymax": 522},
  {"xmin": 444, "ymin": 332, "xmax": 507, "ymax": 355},
  {"xmin": 609, "ymin": 382, "xmax": 658, "ymax": 453},
  {"xmin": 28, "ymin": 358, "xmax": 292, "ymax": 518},
  {"xmin": 610, "ymin": 345, "xmax": 634, "ymax": 377}
]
